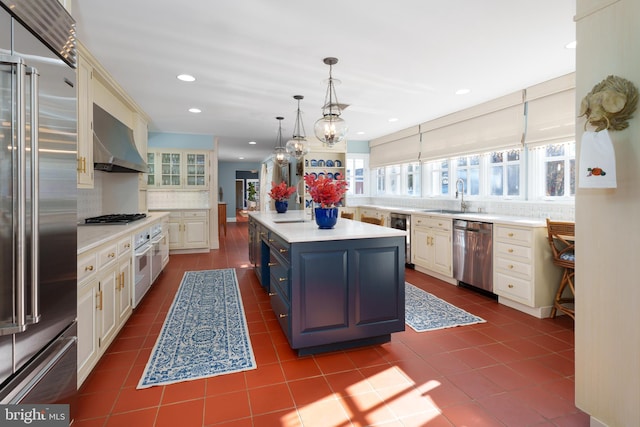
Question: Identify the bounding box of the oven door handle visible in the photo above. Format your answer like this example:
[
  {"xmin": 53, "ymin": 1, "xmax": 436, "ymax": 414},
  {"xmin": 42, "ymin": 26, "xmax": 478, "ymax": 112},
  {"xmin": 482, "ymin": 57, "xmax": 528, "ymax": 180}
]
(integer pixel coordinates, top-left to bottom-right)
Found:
[
  {"xmin": 151, "ymin": 235, "xmax": 164, "ymax": 244},
  {"xmin": 135, "ymin": 244, "xmax": 152, "ymax": 257}
]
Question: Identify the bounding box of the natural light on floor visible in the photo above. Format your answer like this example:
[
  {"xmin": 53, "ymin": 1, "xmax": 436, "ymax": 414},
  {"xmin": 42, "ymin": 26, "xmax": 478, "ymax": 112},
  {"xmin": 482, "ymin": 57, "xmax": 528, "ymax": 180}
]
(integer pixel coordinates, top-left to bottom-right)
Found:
[{"xmin": 278, "ymin": 367, "xmax": 443, "ymax": 426}]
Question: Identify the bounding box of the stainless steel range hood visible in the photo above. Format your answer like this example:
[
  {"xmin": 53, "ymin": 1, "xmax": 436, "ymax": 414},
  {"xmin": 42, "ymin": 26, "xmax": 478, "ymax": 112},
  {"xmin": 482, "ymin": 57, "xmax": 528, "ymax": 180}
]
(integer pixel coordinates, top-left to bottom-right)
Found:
[{"xmin": 93, "ymin": 103, "xmax": 148, "ymax": 173}]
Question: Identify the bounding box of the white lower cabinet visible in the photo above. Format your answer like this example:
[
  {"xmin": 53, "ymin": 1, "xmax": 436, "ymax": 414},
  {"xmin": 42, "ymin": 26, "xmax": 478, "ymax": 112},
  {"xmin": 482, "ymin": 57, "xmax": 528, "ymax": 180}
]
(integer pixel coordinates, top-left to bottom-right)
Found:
[
  {"xmin": 77, "ymin": 235, "xmax": 134, "ymax": 387},
  {"xmin": 493, "ymin": 224, "xmax": 561, "ymax": 317},
  {"xmin": 411, "ymin": 214, "xmax": 452, "ymax": 277},
  {"xmin": 168, "ymin": 210, "xmax": 209, "ymax": 250}
]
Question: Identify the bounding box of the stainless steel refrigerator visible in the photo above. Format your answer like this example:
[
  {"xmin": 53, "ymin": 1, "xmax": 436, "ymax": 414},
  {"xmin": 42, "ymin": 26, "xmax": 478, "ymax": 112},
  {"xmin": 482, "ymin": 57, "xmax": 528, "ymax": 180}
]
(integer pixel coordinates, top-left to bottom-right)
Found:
[{"xmin": 0, "ymin": 0, "xmax": 78, "ymax": 411}]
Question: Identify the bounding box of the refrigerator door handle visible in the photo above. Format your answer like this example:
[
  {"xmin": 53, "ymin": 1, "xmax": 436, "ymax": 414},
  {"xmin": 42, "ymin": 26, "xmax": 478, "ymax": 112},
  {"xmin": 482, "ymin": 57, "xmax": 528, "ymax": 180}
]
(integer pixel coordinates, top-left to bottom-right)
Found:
[
  {"xmin": 27, "ymin": 66, "xmax": 41, "ymax": 325},
  {"xmin": 0, "ymin": 54, "xmax": 28, "ymax": 335}
]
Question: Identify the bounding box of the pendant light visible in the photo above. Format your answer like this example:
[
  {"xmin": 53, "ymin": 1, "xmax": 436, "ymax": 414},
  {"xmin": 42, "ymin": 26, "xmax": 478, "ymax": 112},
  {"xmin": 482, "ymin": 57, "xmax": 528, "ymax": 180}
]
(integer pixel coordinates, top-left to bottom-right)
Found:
[
  {"xmin": 314, "ymin": 57, "xmax": 348, "ymax": 146},
  {"xmin": 272, "ymin": 116, "xmax": 289, "ymax": 167},
  {"xmin": 285, "ymin": 95, "xmax": 310, "ymax": 159}
]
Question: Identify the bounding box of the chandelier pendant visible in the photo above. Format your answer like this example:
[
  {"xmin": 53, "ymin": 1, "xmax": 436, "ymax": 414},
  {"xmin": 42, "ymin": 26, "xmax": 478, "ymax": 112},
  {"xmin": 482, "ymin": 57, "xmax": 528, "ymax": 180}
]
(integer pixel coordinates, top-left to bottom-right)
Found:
[
  {"xmin": 285, "ymin": 95, "xmax": 310, "ymax": 159},
  {"xmin": 314, "ymin": 57, "xmax": 348, "ymax": 146}
]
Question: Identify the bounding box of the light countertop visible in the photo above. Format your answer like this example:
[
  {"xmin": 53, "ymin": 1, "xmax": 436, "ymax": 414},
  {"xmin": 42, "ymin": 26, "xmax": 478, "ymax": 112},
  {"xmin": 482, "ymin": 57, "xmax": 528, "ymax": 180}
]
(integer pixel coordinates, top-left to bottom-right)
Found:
[
  {"xmin": 249, "ymin": 211, "xmax": 406, "ymax": 243},
  {"xmin": 77, "ymin": 212, "xmax": 170, "ymax": 254},
  {"xmin": 357, "ymin": 205, "xmax": 548, "ymax": 227}
]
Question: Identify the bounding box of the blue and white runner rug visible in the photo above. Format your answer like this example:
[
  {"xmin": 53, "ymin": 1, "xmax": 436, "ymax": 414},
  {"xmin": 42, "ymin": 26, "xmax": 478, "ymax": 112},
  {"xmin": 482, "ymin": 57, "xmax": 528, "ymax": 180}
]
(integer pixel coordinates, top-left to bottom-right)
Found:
[
  {"xmin": 405, "ymin": 283, "xmax": 486, "ymax": 332},
  {"xmin": 138, "ymin": 268, "xmax": 256, "ymax": 388}
]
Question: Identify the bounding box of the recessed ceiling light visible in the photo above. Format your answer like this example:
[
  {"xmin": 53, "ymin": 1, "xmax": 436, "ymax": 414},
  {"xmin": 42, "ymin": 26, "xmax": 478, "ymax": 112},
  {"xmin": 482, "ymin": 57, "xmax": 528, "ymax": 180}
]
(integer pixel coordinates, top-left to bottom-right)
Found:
[
  {"xmin": 238, "ymin": 156, "xmax": 245, "ymax": 160},
  {"xmin": 388, "ymin": 118, "xmax": 399, "ymax": 123},
  {"xmin": 356, "ymin": 131, "xmax": 365, "ymax": 135},
  {"xmin": 565, "ymin": 40, "xmax": 577, "ymax": 49},
  {"xmin": 188, "ymin": 108, "xmax": 201, "ymax": 113},
  {"xmin": 177, "ymin": 74, "xmax": 195, "ymax": 82},
  {"xmin": 455, "ymin": 88, "xmax": 471, "ymax": 95},
  {"xmin": 248, "ymin": 141, "xmax": 257, "ymax": 145}
]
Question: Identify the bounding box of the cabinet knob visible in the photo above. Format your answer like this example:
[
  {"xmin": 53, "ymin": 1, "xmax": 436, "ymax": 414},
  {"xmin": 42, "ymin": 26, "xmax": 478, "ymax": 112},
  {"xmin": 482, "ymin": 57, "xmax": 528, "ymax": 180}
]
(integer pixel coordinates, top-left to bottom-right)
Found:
[
  {"xmin": 508, "ymin": 232, "xmax": 514, "ymax": 237},
  {"xmin": 508, "ymin": 264, "xmax": 514, "ymax": 269},
  {"xmin": 508, "ymin": 284, "xmax": 514, "ymax": 288},
  {"xmin": 279, "ymin": 248, "xmax": 288, "ymax": 254},
  {"xmin": 508, "ymin": 248, "xmax": 514, "ymax": 253},
  {"xmin": 85, "ymin": 265, "xmax": 94, "ymax": 272},
  {"xmin": 268, "ymin": 239, "xmax": 274, "ymax": 242},
  {"xmin": 278, "ymin": 277, "xmax": 287, "ymax": 282},
  {"xmin": 268, "ymin": 262, "xmax": 277, "ymax": 267},
  {"xmin": 278, "ymin": 313, "xmax": 288, "ymax": 318},
  {"xmin": 268, "ymin": 292, "xmax": 276, "ymax": 296},
  {"xmin": 109, "ymin": 252, "xmax": 115, "ymax": 258}
]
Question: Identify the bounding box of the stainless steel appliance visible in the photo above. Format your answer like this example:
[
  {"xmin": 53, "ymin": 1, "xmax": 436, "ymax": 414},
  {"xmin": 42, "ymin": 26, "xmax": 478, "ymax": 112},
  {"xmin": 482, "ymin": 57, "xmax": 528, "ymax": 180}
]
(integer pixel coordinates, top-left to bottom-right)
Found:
[
  {"xmin": 453, "ymin": 220, "xmax": 494, "ymax": 293},
  {"xmin": 0, "ymin": 0, "xmax": 77, "ymax": 411},
  {"xmin": 133, "ymin": 228, "xmax": 152, "ymax": 308},
  {"xmin": 150, "ymin": 223, "xmax": 164, "ymax": 283},
  {"xmin": 389, "ymin": 212, "xmax": 413, "ymax": 268},
  {"xmin": 83, "ymin": 213, "xmax": 147, "ymax": 224}
]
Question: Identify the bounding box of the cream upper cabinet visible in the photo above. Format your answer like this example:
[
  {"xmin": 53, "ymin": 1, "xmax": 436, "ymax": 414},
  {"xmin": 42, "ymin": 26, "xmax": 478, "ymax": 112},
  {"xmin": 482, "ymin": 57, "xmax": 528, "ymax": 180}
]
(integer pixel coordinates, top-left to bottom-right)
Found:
[
  {"xmin": 77, "ymin": 55, "xmax": 94, "ymax": 188},
  {"xmin": 147, "ymin": 150, "xmax": 209, "ymax": 189}
]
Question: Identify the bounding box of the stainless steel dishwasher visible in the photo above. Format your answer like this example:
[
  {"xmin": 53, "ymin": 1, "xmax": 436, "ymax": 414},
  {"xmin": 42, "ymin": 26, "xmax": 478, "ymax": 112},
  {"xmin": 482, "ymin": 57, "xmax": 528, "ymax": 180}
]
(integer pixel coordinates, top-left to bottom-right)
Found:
[{"xmin": 453, "ymin": 220, "xmax": 493, "ymax": 293}]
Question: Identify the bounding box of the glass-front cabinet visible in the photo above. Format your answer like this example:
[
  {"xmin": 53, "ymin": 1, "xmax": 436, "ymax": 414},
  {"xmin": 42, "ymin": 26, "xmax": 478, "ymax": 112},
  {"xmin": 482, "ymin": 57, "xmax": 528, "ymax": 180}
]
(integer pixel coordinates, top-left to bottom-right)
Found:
[{"xmin": 147, "ymin": 150, "xmax": 209, "ymax": 189}]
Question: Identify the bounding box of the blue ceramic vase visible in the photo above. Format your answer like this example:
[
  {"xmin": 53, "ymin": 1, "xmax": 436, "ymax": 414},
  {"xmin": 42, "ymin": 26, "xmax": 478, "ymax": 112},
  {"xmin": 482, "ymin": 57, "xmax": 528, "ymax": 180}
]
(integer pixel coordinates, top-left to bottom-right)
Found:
[
  {"xmin": 275, "ymin": 200, "xmax": 288, "ymax": 213},
  {"xmin": 314, "ymin": 207, "xmax": 338, "ymax": 229}
]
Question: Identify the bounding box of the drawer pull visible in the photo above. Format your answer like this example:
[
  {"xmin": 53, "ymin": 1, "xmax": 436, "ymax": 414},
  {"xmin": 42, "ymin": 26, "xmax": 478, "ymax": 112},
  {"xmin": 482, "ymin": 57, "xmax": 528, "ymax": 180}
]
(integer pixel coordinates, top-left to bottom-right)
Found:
[
  {"xmin": 278, "ymin": 313, "xmax": 288, "ymax": 319},
  {"xmin": 278, "ymin": 277, "xmax": 287, "ymax": 282},
  {"xmin": 508, "ymin": 264, "xmax": 514, "ymax": 269},
  {"xmin": 268, "ymin": 238, "xmax": 274, "ymax": 242},
  {"xmin": 508, "ymin": 248, "xmax": 514, "ymax": 253},
  {"xmin": 279, "ymin": 248, "xmax": 288, "ymax": 254},
  {"xmin": 508, "ymin": 284, "xmax": 514, "ymax": 288},
  {"xmin": 108, "ymin": 252, "xmax": 116, "ymax": 258},
  {"xmin": 268, "ymin": 262, "xmax": 277, "ymax": 267},
  {"xmin": 124, "ymin": 243, "xmax": 131, "ymax": 249},
  {"xmin": 85, "ymin": 265, "xmax": 94, "ymax": 272},
  {"xmin": 96, "ymin": 290, "xmax": 103, "ymax": 310},
  {"xmin": 268, "ymin": 292, "xmax": 276, "ymax": 296},
  {"xmin": 508, "ymin": 232, "xmax": 514, "ymax": 237}
]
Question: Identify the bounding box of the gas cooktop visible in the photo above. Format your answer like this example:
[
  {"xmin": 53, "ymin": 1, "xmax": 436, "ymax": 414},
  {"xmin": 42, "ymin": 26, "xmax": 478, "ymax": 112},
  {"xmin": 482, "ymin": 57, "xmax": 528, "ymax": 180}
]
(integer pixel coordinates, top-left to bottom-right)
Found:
[{"xmin": 83, "ymin": 213, "xmax": 147, "ymax": 224}]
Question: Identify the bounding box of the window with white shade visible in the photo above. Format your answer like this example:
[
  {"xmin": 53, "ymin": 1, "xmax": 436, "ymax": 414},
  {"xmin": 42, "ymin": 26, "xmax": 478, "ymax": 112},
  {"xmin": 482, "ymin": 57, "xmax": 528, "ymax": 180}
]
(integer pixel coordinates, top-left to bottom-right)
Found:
[
  {"xmin": 345, "ymin": 155, "xmax": 368, "ymax": 196},
  {"xmin": 455, "ymin": 155, "xmax": 480, "ymax": 196}
]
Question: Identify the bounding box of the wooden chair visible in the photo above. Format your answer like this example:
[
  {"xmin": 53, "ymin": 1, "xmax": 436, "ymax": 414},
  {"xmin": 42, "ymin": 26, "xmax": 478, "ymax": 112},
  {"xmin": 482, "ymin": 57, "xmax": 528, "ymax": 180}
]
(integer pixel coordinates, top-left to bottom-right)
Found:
[
  {"xmin": 361, "ymin": 215, "xmax": 384, "ymax": 226},
  {"xmin": 340, "ymin": 211, "xmax": 354, "ymax": 220},
  {"xmin": 546, "ymin": 219, "xmax": 575, "ymax": 319}
]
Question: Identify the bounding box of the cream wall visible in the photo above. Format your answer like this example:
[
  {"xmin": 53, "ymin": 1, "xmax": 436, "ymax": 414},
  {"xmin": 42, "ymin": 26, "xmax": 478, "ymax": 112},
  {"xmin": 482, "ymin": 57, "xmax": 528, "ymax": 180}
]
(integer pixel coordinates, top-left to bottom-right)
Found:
[{"xmin": 575, "ymin": 0, "xmax": 640, "ymax": 426}]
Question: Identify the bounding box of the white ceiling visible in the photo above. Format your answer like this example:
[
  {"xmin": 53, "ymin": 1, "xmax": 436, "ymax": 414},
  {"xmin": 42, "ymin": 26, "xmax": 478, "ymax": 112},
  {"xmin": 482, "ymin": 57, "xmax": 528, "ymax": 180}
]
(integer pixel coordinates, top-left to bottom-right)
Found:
[{"xmin": 70, "ymin": 0, "xmax": 576, "ymax": 163}]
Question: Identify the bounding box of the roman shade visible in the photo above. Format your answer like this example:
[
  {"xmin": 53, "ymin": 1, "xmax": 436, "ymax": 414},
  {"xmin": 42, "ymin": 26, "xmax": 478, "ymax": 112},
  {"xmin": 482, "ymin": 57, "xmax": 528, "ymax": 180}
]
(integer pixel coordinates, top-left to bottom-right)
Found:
[
  {"xmin": 524, "ymin": 73, "xmax": 576, "ymax": 148},
  {"xmin": 370, "ymin": 126, "xmax": 420, "ymax": 168},
  {"xmin": 419, "ymin": 90, "xmax": 525, "ymax": 161}
]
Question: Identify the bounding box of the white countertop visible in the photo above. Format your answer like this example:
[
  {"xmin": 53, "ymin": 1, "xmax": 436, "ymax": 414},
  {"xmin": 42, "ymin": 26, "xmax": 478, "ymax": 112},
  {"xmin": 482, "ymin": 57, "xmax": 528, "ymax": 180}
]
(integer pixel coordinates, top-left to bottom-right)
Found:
[
  {"xmin": 358, "ymin": 205, "xmax": 548, "ymax": 227},
  {"xmin": 77, "ymin": 212, "xmax": 170, "ymax": 254},
  {"xmin": 249, "ymin": 211, "xmax": 406, "ymax": 243}
]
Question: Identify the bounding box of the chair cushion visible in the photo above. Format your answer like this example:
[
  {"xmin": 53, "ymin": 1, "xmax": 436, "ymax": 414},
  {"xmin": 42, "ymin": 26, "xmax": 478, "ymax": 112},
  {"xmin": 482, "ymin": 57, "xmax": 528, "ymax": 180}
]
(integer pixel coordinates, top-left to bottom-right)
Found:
[{"xmin": 560, "ymin": 251, "xmax": 575, "ymax": 262}]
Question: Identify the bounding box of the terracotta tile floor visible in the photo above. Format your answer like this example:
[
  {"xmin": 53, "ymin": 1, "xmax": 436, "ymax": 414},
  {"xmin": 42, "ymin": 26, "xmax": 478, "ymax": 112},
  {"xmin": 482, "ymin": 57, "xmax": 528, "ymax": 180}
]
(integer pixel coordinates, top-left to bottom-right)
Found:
[{"xmin": 74, "ymin": 222, "xmax": 587, "ymax": 426}]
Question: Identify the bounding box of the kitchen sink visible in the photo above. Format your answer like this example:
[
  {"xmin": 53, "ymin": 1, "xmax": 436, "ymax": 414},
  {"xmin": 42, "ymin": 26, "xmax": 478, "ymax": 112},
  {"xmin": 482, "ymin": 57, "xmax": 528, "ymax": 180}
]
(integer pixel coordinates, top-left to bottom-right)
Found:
[
  {"xmin": 272, "ymin": 218, "xmax": 307, "ymax": 223},
  {"xmin": 422, "ymin": 209, "xmax": 465, "ymax": 214}
]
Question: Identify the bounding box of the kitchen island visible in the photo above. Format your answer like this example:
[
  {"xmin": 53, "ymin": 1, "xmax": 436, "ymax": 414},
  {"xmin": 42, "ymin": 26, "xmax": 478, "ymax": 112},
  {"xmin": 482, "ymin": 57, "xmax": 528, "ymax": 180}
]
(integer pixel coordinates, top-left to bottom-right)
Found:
[{"xmin": 249, "ymin": 211, "xmax": 406, "ymax": 355}]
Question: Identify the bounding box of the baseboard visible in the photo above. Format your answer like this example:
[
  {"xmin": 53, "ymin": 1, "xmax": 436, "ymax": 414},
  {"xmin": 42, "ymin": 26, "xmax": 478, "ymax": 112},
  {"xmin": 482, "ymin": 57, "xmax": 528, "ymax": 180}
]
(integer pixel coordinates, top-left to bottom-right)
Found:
[
  {"xmin": 497, "ymin": 297, "xmax": 554, "ymax": 318},
  {"xmin": 413, "ymin": 266, "xmax": 457, "ymax": 285}
]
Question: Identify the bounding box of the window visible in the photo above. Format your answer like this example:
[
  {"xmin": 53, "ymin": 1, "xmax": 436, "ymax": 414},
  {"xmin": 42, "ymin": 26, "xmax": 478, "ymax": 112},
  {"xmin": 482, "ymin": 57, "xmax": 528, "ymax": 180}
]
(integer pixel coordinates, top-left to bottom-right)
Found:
[
  {"xmin": 404, "ymin": 163, "xmax": 421, "ymax": 196},
  {"xmin": 346, "ymin": 156, "xmax": 367, "ymax": 195},
  {"xmin": 375, "ymin": 168, "xmax": 386, "ymax": 194},
  {"xmin": 489, "ymin": 149, "xmax": 521, "ymax": 197},
  {"xmin": 455, "ymin": 155, "xmax": 480, "ymax": 196},
  {"xmin": 424, "ymin": 159, "xmax": 449, "ymax": 196},
  {"xmin": 387, "ymin": 165, "xmax": 401, "ymax": 195},
  {"xmin": 542, "ymin": 142, "xmax": 575, "ymax": 197}
]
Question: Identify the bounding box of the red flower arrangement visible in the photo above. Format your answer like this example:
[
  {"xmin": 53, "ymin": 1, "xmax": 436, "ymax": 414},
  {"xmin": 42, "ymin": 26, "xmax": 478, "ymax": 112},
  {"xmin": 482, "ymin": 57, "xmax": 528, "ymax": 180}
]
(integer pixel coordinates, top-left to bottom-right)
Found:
[
  {"xmin": 268, "ymin": 181, "xmax": 296, "ymax": 202},
  {"xmin": 304, "ymin": 174, "xmax": 348, "ymax": 208}
]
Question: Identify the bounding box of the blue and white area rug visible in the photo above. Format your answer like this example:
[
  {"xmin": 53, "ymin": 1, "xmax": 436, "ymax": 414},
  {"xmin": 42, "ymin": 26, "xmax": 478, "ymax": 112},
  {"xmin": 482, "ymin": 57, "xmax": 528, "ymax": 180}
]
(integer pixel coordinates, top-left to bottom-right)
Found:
[
  {"xmin": 405, "ymin": 283, "xmax": 486, "ymax": 332},
  {"xmin": 138, "ymin": 268, "xmax": 256, "ymax": 388}
]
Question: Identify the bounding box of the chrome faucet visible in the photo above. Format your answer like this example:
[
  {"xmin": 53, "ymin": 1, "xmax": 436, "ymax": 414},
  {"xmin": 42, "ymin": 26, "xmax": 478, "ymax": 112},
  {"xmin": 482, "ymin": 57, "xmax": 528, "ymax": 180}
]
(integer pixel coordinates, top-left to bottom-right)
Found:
[{"xmin": 455, "ymin": 178, "xmax": 469, "ymax": 213}]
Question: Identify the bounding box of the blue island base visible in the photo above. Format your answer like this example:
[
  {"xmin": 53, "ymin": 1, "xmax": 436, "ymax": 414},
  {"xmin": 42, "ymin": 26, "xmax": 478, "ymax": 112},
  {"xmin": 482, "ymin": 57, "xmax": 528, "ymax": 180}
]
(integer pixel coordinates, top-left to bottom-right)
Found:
[{"xmin": 296, "ymin": 334, "xmax": 391, "ymax": 356}]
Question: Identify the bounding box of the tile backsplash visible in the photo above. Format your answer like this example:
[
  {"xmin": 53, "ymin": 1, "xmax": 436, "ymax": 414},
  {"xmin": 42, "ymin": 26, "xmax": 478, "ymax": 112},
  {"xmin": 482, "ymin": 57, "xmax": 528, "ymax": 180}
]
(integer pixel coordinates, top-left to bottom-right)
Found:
[{"xmin": 147, "ymin": 191, "xmax": 210, "ymax": 210}]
